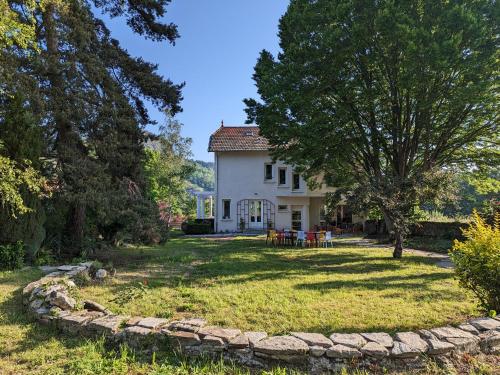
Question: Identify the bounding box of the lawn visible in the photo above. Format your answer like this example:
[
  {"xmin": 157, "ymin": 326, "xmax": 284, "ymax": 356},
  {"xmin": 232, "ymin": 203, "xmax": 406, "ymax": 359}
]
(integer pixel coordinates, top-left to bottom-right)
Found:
[
  {"xmin": 78, "ymin": 235, "xmax": 477, "ymax": 334},
  {"xmin": 0, "ymin": 235, "xmax": 484, "ymax": 374}
]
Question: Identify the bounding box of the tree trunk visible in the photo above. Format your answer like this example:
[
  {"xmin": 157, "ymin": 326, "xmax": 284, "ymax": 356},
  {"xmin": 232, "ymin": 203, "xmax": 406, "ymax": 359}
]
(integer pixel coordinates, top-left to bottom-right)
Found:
[
  {"xmin": 393, "ymin": 230, "xmax": 403, "ymax": 258},
  {"xmin": 65, "ymin": 203, "xmax": 85, "ymax": 256},
  {"xmin": 382, "ymin": 211, "xmax": 394, "ymax": 239}
]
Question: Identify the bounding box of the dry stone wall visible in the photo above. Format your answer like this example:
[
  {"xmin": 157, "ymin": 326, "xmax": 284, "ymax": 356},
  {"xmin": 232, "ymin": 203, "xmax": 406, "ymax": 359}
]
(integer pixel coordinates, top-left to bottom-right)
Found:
[{"xmin": 24, "ymin": 264, "xmax": 500, "ymax": 373}]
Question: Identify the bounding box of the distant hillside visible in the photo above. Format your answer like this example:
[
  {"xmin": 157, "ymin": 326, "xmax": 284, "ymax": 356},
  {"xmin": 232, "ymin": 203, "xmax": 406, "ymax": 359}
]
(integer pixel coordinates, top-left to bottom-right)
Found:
[{"xmin": 187, "ymin": 160, "xmax": 215, "ymax": 191}]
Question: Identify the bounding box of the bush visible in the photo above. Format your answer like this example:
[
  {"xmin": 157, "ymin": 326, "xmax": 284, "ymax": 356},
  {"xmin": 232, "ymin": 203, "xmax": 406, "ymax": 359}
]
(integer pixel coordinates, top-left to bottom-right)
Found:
[
  {"xmin": 410, "ymin": 221, "xmax": 467, "ymax": 239},
  {"xmin": 0, "ymin": 241, "xmax": 25, "ymax": 270},
  {"xmin": 181, "ymin": 219, "xmax": 214, "ymax": 235},
  {"xmin": 450, "ymin": 212, "xmax": 500, "ymax": 312}
]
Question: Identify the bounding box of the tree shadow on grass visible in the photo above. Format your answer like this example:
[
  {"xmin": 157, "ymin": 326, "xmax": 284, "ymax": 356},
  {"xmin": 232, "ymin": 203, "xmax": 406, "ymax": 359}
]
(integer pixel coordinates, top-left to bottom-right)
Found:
[
  {"xmin": 93, "ymin": 237, "xmax": 453, "ymax": 298},
  {"xmin": 294, "ymin": 271, "xmax": 454, "ymax": 293}
]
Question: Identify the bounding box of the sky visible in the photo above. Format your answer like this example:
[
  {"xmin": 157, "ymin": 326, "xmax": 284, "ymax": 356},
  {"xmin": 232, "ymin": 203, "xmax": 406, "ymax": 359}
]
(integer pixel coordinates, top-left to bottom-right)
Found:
[{"xmin": 98, "ymin": 0, "xmax": 289, "ymax": 162}]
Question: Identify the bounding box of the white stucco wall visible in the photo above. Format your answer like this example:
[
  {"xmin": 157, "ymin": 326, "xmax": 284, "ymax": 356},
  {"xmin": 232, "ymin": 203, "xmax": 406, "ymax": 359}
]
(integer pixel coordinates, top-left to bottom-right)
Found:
[{"xmin": 214, "ymin": 151, "xmax": 337, "ymax": 232}]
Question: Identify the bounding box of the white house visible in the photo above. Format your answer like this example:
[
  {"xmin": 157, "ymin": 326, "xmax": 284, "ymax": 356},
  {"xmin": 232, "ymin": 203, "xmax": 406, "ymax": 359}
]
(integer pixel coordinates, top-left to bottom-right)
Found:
[{"xmin": 207, "ymin": 125, "xmax": 364, "ymax": 232}]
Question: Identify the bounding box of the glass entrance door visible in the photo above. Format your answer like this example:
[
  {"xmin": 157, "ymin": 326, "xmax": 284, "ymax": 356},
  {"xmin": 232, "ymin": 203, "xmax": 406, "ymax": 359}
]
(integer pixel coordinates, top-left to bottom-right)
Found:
[{"xmin": 249, "ymin": 200, "xmax": 263, "ymax": 229}]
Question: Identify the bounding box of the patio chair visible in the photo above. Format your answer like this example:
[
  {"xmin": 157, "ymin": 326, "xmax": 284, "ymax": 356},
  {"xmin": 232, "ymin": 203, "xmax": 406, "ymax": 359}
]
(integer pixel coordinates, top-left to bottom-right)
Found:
[
  {"xmin": 276, "ymin": 231, "xmax": 285, "ymax": 246},
  {"xmin": 323, "ymin": 231, "xmax": 333, "ymax": 248},
  {"xmin": 318, "ymin": 231, "xmax": 326, "ymax": 247},
  {"xmin": 295, "ymin": 231, "xmax": 305, "ymax": 247},
  {"xmin": 266, "ymin": 230, "xmax": 277, "ymax": 246},
  {"xmin": 284, "ymin": 230, "xmax": 293, "ymax": 246},
  {"xmin": 306, "ymin": 232, "xmax": 316, "ymax": 247}
]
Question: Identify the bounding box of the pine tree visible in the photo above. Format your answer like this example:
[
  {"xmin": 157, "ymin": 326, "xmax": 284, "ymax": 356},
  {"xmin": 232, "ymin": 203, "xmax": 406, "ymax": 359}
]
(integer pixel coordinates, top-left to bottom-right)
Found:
[{"xmin": 2, "ymin": 0, "xmax": 184, "ymax": 256}]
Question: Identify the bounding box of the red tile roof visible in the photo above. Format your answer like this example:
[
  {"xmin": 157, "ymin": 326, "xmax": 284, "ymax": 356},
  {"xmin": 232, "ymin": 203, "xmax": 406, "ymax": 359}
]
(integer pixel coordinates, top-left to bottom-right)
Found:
[{"xmin": 208, "ymin": 126, "xmax": 269, "ymax": 152}]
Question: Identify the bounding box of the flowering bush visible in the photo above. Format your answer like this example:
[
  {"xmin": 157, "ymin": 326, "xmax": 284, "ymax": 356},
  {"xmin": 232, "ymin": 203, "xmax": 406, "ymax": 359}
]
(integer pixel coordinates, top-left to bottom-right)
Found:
[{"xmin": 450, "ymin": 211, "xmax": 500, "ymax": 312}]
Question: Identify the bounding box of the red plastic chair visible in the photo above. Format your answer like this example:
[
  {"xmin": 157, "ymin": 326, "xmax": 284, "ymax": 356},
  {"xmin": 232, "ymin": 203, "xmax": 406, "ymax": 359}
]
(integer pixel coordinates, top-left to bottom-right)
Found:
[
  {"xmin": 306, "ymin": 232, "xmax": 316, "ymax": 247},
  {"xmin": 276, "ymin": 231, "xmax": 285, "ymax": 246}
]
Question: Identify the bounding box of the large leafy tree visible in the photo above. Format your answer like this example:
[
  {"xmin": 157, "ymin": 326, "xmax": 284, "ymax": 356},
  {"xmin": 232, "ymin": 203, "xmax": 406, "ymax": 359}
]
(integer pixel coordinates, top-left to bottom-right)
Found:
[
  {"xmin": 245, "ymin": 0, "xmax": 499, "ymax": 257},
  {"xmin": 1, "ymin": 0, "xmax": 183, "ymax": 256},
  {"xmin": 144, "ymin": 116, "xmax": 195, "ymax": 226}
]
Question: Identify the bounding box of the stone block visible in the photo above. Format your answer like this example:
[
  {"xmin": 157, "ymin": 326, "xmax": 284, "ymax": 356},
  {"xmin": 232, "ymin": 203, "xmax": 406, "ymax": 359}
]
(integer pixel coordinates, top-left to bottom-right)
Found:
[
  {"xmin": 309, "ymin": 345, "xmax": 327, "ymax": 357},
  {"xmin": 46, "ymin": 291, "xmax": 76, "ymax": 311},
  {"xmin": 137, "ymin": 317, "xmax": 169, "ymax": 330},
  {"xmin": 228, "ymin": 334, "xmax": 249, "ymax": 349},
  {"xmin": 167, "ymin": 318, "xmax": 207, "ymax": 333},
  {"xmin": 244, "ymin": 331, "xmax": 267, "ymax": 348},
  {"xmin": 87, "ymin": 315, "xmax": 129, "ymax": 336},
  {"xmin": 391, "ymin": 341, "xmax": 421, "ymax": 358},
  {"xmin": 58, "ymin": 310, "xmax": 103, "ymax": 334},
  {"xmin": 329, "ymin": 333, "xmax": 367, "ymax": 349},
  {"xmin": 479, "ymin": 330, "xmax": 500, "ymax": 354},
  {"xmin": 457, "ymin": 323, "xmax": 480, "ymax": 335},
  {"xmin": 418, "ymin": 329, "xmax": 438, "ymax": 341},
  {"xmin": 202, "ymin": 335, "xmax": 225, "ymax": 349},
  {"xmin": 361, "ymin": 332, "xmax": 394, "ymax": 348},
  {"xmin": 470, "ymin": 317, "xmax": 500, "ymax": 332},
  {"xmin": 121, "ymin": 325, "xmax": 158, "ymax": 348},
  {"xmin": 39, "ymin": 266, "xmax": 60, "ymax": 274},
  {"xmin": 58, "ymin": 265, "xmax": 80, "ymax": 272},
  {"xmin": 290, "ymin": 332, "xmax": 333, "ymax": 348},
  {"xmin": 253, "ymin": 335, "xmax": 309, "ymax": 357},
  {"xmin": 430, "ymin": 326, "xmax": 476, "ymax": 340},
  {"xmin": 83, "ymin": 300, "xmax": 111, "ymax": 314},
  {"xmin": 394, "ymin": 332, "xmax": 428, "ymax": 352},
  {"xmin": 198, "ymin": 326, "xmax": 241, "ymax": 342},
  {"xmin": 361, "ymin": 342, "xmax": 389, "ymax": 357},
  {"xmin": 166, "ymin": 331, "xmax": 201, "ymax": 347},
  {"xmin": 426, "ymin": 339, "xmax": 455, "ymax": 355},
  {"xmin": 446, "ymin": 337, "xmax": 479, "ymax": 354},
  {"xmin": 326, "ymin": 344, "xmax": 362, "ymax": 359}
]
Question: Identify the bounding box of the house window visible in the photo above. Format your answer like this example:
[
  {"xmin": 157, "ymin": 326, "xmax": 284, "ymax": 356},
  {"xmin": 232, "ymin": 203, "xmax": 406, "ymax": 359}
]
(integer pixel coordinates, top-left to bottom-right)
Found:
[
  {"xmin": 292, "ymin": 173, "xmax": 300, "ymax": 190},
  {"xmin": 291, "ymin": 209, "xmax": 302, "ymax": 231},
  {"xmin": 319, "ymin": 206, "xmax": 326, "ymax": 228},
  {"xmin": 264, "ymin": 163, "xmax": 273, "ymax": 180},
  {"xmin": 222, "ymin": 199, "xmax": 231, "ymax": 219},
  {"xmin": 278, "ymin": 167, "xmax": 287, "ymax": 185},
  {"xmin": 278, "ymin": 204, "xmax": 288, "ymax": 212}
]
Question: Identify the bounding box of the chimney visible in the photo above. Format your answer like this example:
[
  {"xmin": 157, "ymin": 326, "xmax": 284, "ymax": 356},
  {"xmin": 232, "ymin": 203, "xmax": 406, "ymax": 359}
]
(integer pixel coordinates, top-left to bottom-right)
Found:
[{"xmin": 221, "ymin": 120, "xmax": 224, "ymax": 127}]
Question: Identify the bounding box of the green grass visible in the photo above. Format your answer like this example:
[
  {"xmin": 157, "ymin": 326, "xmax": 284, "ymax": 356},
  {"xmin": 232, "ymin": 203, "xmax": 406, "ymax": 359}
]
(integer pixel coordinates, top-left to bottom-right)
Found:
[
  {"xmin": 78, "ymin": 235, "xmax": 477, "ymax": 334},
  {"xmin": 0, "ymin": 235, "xmax": 488, "ymax": 374}
]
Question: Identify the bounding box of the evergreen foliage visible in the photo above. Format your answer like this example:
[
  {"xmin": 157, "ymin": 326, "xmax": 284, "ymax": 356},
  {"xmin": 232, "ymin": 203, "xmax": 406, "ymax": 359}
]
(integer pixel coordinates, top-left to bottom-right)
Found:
[{"xmin": 0, "ymin": 0, "xmax": 186, "ymax": 258}]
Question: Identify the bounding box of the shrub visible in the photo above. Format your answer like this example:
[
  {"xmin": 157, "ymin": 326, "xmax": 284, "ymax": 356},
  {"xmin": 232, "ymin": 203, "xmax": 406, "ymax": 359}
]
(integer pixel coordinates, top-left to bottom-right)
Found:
[
  {"xmin": 450, "ymin": 211, "xmax": 500, "ymax": 312},
  {"xmin": 0, "ymin": 241, "xmax": 25, "ymax": 270},
  {"xmin": 411, "ymin": 221, "xmax": 467, "ymax": 239},
  {"xmin": 181, "ymin": 219, "xmax": 214, "ymax": 235}
]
